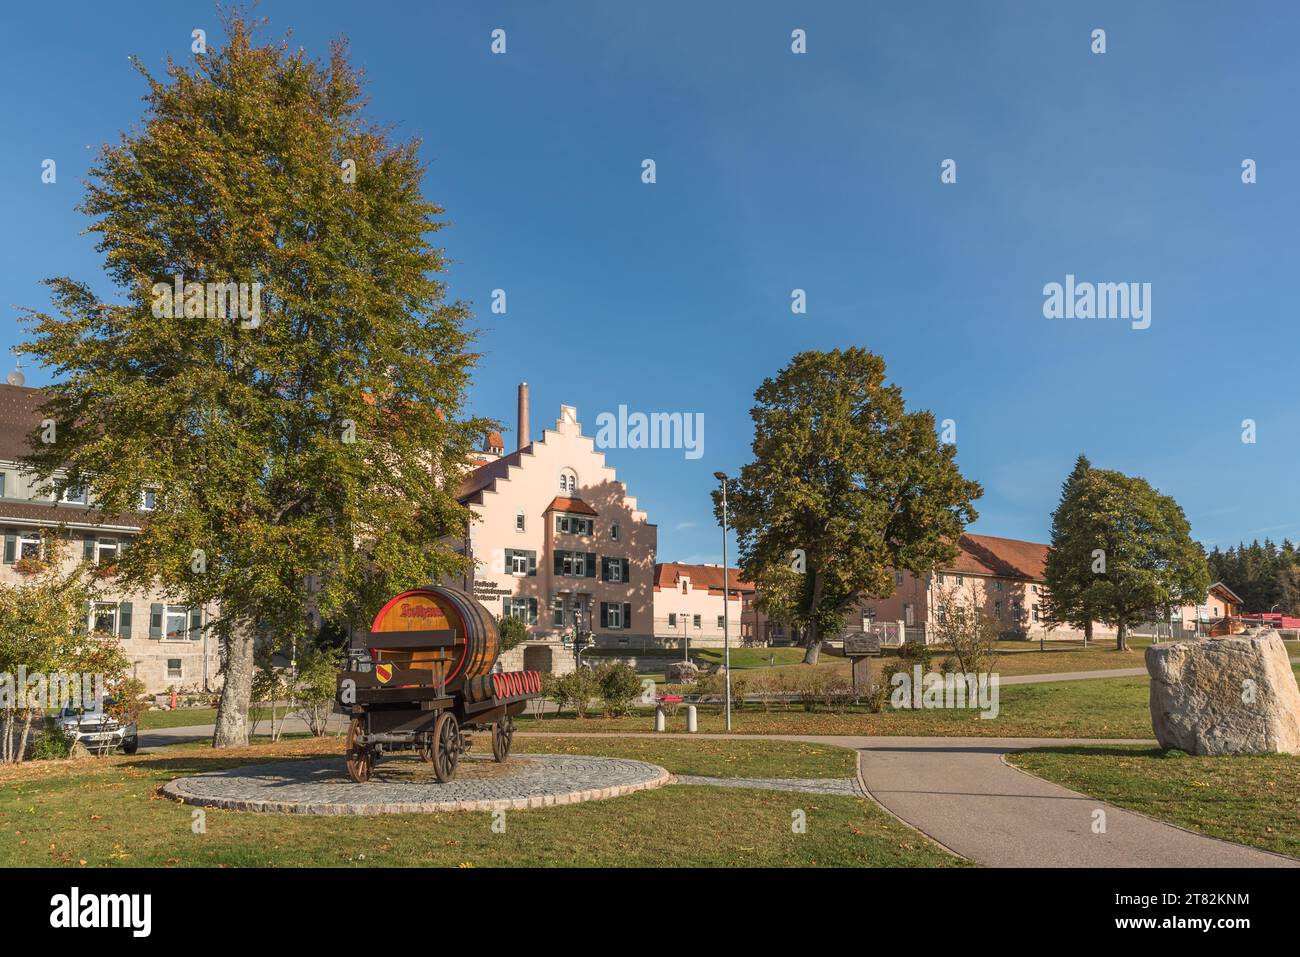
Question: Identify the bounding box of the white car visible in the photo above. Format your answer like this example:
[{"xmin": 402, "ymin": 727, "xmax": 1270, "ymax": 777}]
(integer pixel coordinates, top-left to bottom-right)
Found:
[{"xmin": 55, "ymin": 700, "xmax": 139, "ymax": 754}]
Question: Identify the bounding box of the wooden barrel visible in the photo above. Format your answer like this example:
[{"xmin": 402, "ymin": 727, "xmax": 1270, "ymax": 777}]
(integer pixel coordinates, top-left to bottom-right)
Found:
[{"xmin": 366, "ymin": 586, "xmax": 501, "ymax": 691}]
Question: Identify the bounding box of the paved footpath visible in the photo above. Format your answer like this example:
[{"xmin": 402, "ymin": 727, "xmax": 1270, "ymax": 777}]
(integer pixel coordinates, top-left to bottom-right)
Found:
[{"xmin": 519, "ymin": 731, "xmax": 1299, "ymax": 868}]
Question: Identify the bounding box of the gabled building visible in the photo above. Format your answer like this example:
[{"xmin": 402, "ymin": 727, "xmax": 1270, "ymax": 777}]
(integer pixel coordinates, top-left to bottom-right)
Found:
[
  {"xmin": 0, "ymin": 384, "xmax": 219, "ymax": 693},
  {"xmin": 456, "ymin": 384, "xmax": 657, "ymax": 664},
  {"xmin": 652, "ymin": 562, "xmax": 763, "ymax": 648}
]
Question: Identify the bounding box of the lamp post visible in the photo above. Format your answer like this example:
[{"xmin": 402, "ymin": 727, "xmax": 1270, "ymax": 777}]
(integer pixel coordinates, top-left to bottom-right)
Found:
[{"xmin": 714, "ymin": 471, "xmax": 732, "ymax": 732}]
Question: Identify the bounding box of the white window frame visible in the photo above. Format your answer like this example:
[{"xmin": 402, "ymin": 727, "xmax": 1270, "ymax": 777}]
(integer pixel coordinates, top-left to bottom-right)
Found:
[
  {"xmin": 61, "ymin": 484, "xmax": 87, "ymax": 505},
  {"xmin": 606, "ymin": 603, "xmax": 623, "ymax": 629},
  {"xmin": 91, "ymin": 602, "xmax": 118, "ymax": 634},
  {"xmin": 140, "ymin": 489, "xmax": 157, "ymax": 511},
  {"xmin": 551, "ymin": 596, "xmax": 565, "ymax": 628},
  {"xmin": 515, "ymin": 510, "xmax": 526, "ymax": 532},
  {"xmin": 164, "ymin": 605, "xmax": 190, "ymax": 641},
  {"xmin": 668, "ymin": 612, "xmax": 677, "ymax": 628},
  {"xmin": 510, "ymin": 552, "xmax": 528, "ymax": 576},
  {"xmin": 18, "ymin": 532, "xmax": 42, "ymax": 560},
  {"xmin": 96, "ymin": 538, "xmax": 120, "ymax": 567},
  {"xmin": 167, "ymin": 658, "xmax": 183, "ymax": 679},
  {"xmin": 608, "ymin": 560, "xmax": 623, "ymax": 583}
]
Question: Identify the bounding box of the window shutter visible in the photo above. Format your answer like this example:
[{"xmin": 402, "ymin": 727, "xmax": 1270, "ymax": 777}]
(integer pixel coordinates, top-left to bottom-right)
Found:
[
  {"xmin": 601, "ymin": 557, "xmax": 610, "ymax": 581},
  {"xmin": 118, "ymin": 602, "xmax": 133, "ymax": 638},
  {"xmin": 83, "ymin": 534, "xmax": 95, "ymax": 561},
  {"xmin": 3, "ymin": 530, "xmax": 14, "ymax": 564},
  {"xmin": 189, "ymin": 607, "xmax": 203, "ymax": 640},
  {"xmin": 554, "ymin": 551, "xmax": 564, "ymax": 575},
  {"xmin": 503, "ymin": 596, "xmax": 511, "ymax": 618},
  {"xmin": 585, "ymin": 553, "xmax": 596, "ymax": 578},
  {"xmin": 622, "ymin": 558, "xmax": 630, "ymax": 581},
  {"xmin": 623, "ymin": 602, "xmax": 632, "ymax": 629},
  {"xmin": 149, "ymin": 603, "xmax": 163, "ymax": 639},
  {"xmin": 528, "ymin": 598, "xmax": 537, "ymax": 624},
  {"xmin": 599, "ymin": 602, "xmax": 608, "ymax": 628},
  {"xmin": 527, "ymin": 550, "xmax": 537, "ymax": 576}
]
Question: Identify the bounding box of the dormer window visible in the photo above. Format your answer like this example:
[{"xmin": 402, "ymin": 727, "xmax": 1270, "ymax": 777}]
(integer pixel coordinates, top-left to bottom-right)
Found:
[{"xmin": 680, "ymin": 580, "xmax": 688, "ymax": 595}]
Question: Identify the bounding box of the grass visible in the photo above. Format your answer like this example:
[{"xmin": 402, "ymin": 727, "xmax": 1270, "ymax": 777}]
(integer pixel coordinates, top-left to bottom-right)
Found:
[
  {"xmin": 138, "ymin": 708, "xmax": 218, "ymax": 730},
  {"xmin": 513, "ymin": 734, "xmax": 857, "ymax": 777},
  {"xmin": 0, "ymin": 736, "xmax": 960, "ymax": 868},
  {"xmin": 1009, "ymin": 744, "xmax": 1300, "ymax": 859},
  {"xmin": 522, "ymin": 674, "xmax": 1155, "ymax": 738}
]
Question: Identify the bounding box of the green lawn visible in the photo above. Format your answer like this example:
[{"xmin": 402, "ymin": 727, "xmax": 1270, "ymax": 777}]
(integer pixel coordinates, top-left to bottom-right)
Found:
[
  {"xmin": 513, "ymin": 734, "xmax": 857, "ymax": 777},
  {"xmin": 0, "ymin": 736, "xmax": 961, "ymax": 868},
  {"xmin": 138, "ymin": 708, "xmax": 218, "ymax": 730},
  {"xmin": 1009, "ymin": 744, "xmax": 1300, "ymax": 859},
  {"xmin": 522, "ymin": 673, "xmax": 1155, "ymax": 738}
]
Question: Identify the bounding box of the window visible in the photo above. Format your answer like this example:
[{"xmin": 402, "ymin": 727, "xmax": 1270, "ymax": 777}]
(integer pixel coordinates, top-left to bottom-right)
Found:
[
  {"xmin": 994, "ymin": 600, "xmax": 1002, "ymax": 617},
  {"xmin": 904, "ymin": 603, "xmax": 915, "ymax": 626},
  {"xmin": 1031, "ymin": 584, "xmax": 1039, "ymax": 594},
  {"xmin": 555, "ymin": 514, "xmax": 592, "ymax": 536},
  {"xmin": 515, "ymin": 510, "xmax": 526, "ymax": 532},
  {"xmin": 92, "ymin": 602, "xmax": 118, "ymax": 634},
  {"xmin": 692, "ymin": 614, "xmax": 701, "ymax": 628},
  {"xmin": 140, "ymin": 489, "xmax": 157, "ymax": 511},
  {"xmin": 1012, "ymin": 600, "xmax": 1023, "ymax": 621},
  {"xmin": 717, "ymin": 615, "xmax": 724, "ymax": 629},
  {"xmin": 552, "ymin": 596, "xmax": 566, "ymax": 628},
  {"xmin": 935, "ymin": 573, "xmax": 945, "ymax": 584},
  {"xmin": 61, "ymin": 484, "xmax": 87, "ymax": 505},
  {"xmin": 611, "ymin": 522, "xmax": 619, "ymax": 541},
  {"xmin": 895, "ymin": 571, "xmax": 904, "ymax": 585},
  {"xmin": 18, "ymin": 532, "xmax": 42, "ymax": 560},
  {"xmin": 955, "ymin": 575, "xmax": 964, "ymax": 586},
  {"xmin": 0, "ymin": 473, "xmax": 6, "ymax": 497},
  {"xmin": 167, "ymin": 659, "xmax": 183, "ymax": 679},
  {"xmin": 558, "ymin": 551, "xmax": 587, "ymax": 577},
  {"xmin": 936, "ymin": 607, "xmax": 947, "ymax": 625},
  {"xmin": 510, "ymin": 552, "xmax": 529, "ymax": 575},
  {"xmin": 993, "ymin": 580, "xmax": 1003, "ymax": 592},
  {"xmin": 606, "ymin": 603, "xmax": 623, "ymax": 629},
  {"xmin": 1032, "ymin": 604, "xmax": 1041, "ymax": 622},
  {"xmin": 504, "ymin": 596, "xmax": 537, "ymax": 624},
  {"xmin": 96, "ymin": 538, "xmax": 119, "ymax": 567},
  {"xmin": 558, "ymin": 469, "xmax": 577, "ymax": 494},
  {"xmin": 668, "ymin": 613, "xmax": 677, "ymax": 628},
  {"xmin": 607, "ymin": 559, "xmax": 623, "ymax": 583},
  {"xmin": 680, "ymin": 581, "xmax": 688, "ymax": 594},
  {"xmin": 164, "ymin": 606, "xmax": 190, "ymax": 640}
]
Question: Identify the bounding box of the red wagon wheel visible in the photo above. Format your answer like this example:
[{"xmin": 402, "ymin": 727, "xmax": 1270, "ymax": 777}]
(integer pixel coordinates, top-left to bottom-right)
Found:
[
  {"xmin": 432, "ymin": 711, "xmax": 460, "ymax": 783},
  {"xmin": 345, "ymin": 717, "xmax": 374, "ymax": 783},
  {"xmin": 492, "ymin": 715, "xmax": 514, "ymax": 763}
]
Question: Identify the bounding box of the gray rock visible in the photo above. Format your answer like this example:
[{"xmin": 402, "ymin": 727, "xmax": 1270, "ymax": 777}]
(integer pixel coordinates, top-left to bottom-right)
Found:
[
  {"xmin": 665, "ymin": 660, "xmax": 699, "ymax": 683},
  {"xmin": 1146, "ymin": 632, "xmax": 1300, "ymax": 755}
]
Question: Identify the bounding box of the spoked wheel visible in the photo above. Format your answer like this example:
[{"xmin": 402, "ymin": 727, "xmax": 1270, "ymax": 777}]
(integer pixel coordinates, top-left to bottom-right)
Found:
[
  {"xmin": 492, "ymin": 715, "xmax": 514, "ymax": 763},
  {"xmin": 345, "ymin": 717, "xmax": 374, "ymax": 783},
  {"xmin": 432, "ymin": 711, "xmax": 460, "ymax": 783},
  {"xmin": 418, "ymin": 734, "xmax": 435, "ymax": 764}
]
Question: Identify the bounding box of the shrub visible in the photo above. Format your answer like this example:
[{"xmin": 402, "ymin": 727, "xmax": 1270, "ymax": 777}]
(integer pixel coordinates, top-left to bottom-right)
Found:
[
  {"xmin": 29, "ymin": 726, "xmax": 76, "ymax": 760},
  {"xmin": 293, "ymin": 644, "xmax": 343, "ymax": 736},
  {"xmin": 546, "ymin": 667, "xmax": 601, "ymax": 717},
  {"xmin": 596, "ymin": 662, "xmax": 644, "ymax": 715},
  {"xmin": 497, "ymin": 614, "xmax": 529, "ymax": 652}
]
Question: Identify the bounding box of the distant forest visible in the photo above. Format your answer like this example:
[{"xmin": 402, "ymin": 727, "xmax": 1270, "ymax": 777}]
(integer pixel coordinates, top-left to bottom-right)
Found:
[{"xmin": 1205, "ymin": 540, "xmax": 1300, "ymax": 615}]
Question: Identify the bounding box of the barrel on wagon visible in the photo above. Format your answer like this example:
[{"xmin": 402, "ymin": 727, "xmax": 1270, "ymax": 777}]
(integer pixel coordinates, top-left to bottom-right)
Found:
[{"xmin": 336, "ymin": 585, "xmax": 542, "ymax": 783}]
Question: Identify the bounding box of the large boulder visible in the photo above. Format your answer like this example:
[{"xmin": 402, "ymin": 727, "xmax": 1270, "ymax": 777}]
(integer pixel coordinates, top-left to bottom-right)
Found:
[
  {"xmin": 664, "ymin": 660, "xmax": 699, "ymax": 683},
  {"xmin": 1146, "ymin": 632, "xmax": 1300, "ymax": 755}
]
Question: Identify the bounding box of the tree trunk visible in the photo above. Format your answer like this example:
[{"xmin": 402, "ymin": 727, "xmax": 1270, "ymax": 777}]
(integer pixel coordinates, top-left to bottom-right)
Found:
[
  {"xmin": 213, "ymin": 616, "xmax": 257, "ymax": 748},
  {"xmin": 15, "ymin": 710, "xmax": 34, "ymax": 763},
  {"xmin": 802, "ymin": 621, "xmax": 821, "ymax": 664},
  {"xmin": 1115, "ymin": 620, "xmax": 1128, "ymax": 652},
  {"xmin": 1083, "ymin": 619, "xmax": 1092, "ymax": 648}
]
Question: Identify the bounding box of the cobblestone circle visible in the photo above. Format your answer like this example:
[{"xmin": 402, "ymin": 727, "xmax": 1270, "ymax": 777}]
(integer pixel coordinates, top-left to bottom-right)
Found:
[{"xmin": 163, "ymin": 753, "xmax": 671, "ymax": 815}]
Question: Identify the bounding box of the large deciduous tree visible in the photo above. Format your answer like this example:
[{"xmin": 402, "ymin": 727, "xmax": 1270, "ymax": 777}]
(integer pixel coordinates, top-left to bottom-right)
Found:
[
  {"xmin": 19, "ymin": 14, "xmax": 487, "ymax": 747},
  {"xmin": 715, "ymin": 348, "xmax": 982, "ymax": 664},
  {"xmin": 1048, "ymin": 467, "xmax": 1209, "ymax": 650}
]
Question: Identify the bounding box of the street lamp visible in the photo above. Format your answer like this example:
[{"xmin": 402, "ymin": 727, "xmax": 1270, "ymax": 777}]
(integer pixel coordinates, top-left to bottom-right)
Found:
[{"xmin": 714, "ymin": 471, "xmax": 732, "ymax": 732}]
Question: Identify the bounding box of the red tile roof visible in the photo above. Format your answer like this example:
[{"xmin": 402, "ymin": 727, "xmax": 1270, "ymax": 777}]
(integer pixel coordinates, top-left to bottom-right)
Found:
[
  {"xmin": 945, "ymin": 533, "xmax": 1048, "ymax": 581},
  {"xmin": 655, "ymin": 562, "xmax": 754, "ymax": 592},
  {"xmin": 547, "ymin": 496, "xmax": 598, "ymax": 516}
]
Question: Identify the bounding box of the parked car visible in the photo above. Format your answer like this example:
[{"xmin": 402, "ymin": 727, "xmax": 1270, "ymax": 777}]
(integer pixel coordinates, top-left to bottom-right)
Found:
[{"xmin": 54, "ymin": 699, "xmax": 139, "ymax": 754}]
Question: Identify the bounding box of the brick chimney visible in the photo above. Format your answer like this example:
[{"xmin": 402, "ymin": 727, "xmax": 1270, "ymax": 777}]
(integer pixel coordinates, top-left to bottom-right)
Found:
[{"xmin": 517, "ymin": 382, "xmax": 530, "ymax": 451}]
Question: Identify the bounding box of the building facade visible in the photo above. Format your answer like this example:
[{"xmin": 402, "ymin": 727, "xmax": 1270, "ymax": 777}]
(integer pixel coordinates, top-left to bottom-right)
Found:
[
  {"xmin": 0, "ymin": 385, "xmax": 219, "ymax": 694},
  {"xmin": 456, "ymin": 385, "xmax": 657, "ymax": 665},
  {"xmin": 652, "ymin": 562, "xmax": 761, "ymax": 649}
]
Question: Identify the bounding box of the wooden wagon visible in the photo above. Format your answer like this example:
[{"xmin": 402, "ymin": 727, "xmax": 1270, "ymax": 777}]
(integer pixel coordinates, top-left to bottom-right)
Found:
[{"xmin": 336, "ymin": 585, "xmax": 542, "ymax": 783}]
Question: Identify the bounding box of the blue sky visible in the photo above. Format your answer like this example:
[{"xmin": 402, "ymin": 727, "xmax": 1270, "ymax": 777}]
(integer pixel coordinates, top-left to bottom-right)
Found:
[{"xmin": 2, "ymin": 1, "xmax": 1296, "ymax": 564}]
